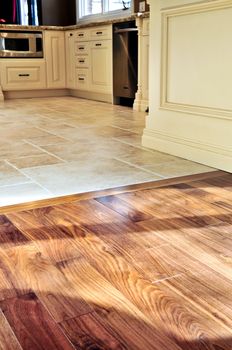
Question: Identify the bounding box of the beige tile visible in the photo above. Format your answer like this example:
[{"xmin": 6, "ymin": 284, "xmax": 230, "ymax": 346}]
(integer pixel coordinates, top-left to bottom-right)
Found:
[
  {"xmin": 0, "ymin": 161, "xmax": 30, "ymax": 186},
  {"xmin": 145, "ymin": 159, "xmax": 215, "ymax": 178},
  {"xmin": 0, "ymin": 142, "xmax": 43, "ymax": 160},
  {"xmin": 0, "ymin": 182, "xmax": 51, "ymax": 206},
  {"xmin": 26, "ymin": 134, "xmax": 69, "ymax": 146},
  {"xmin": 8, "ymin": 154, "xmax": 64, "ymax": 169},
  {"xmin": 22, "ymin": 158, "xmax": 162, "ymax": 196},
  {"xmin": 116, "ymin": 148, "xmax": 178, "ymax": 167}
]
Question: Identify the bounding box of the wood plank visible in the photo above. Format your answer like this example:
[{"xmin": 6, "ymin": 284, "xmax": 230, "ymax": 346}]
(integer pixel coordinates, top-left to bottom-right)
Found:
[
  {"xmin": 138, "ymin": 218, "xmax": 232, "ymax": 282},
  {"xmin": 95, "ymin": 195, "xmax": 153, "ymax": 222},
  {"xmin": 0, "ymin": 215, "xmax": 29, "ymax": 249},
  {"xmin": 60, "ymin": 312, "xmax": 126, "ymax": 350},
  {"xmin": 0, "ymin": 293, "xmax": 75, "ymax": 350},
  {"xmin": 57, "ymin": 255, "xmax": 232, "ymax": 350},
  {"xmin": 0, "ymin": 309, "xmax": 22, "ymax": 350},
  {"xmin": 7, "ymin": 206, "xmax": 84, "ymax": 264},
  {"xmin": 0, "ymin": 244, "xmax": 91, "ymax": 322},
  {"xmin": 57, "ymin": 257, "xmax": 182, "ymax": 350}
]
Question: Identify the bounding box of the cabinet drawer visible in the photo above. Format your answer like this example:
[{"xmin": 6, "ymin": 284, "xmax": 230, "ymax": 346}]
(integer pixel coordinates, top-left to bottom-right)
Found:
[
  {"xmin": 75, "ymin": 29, "xmax": 90, "ymax": 41},
  {"xmin": 75, "ymin": 69, "xmax": 89, "ymax": 90},
  {"xmin": 76, "ymin": 55, "xmax": 89, "ymax": 68},
  {"xmin": 0, "ymin": 60, "xmax": 46, "ymax": 91},
  {"xmin": 75, "ymin": 42, "xmax": 89, "ymax": 55},
  {"xmin": 90, "ymin": 26, "xmax": 112, "ymax": 40}
]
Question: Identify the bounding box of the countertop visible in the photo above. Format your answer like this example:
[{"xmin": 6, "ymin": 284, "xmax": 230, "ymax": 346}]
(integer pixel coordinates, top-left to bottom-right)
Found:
[{"xmin": 0, "ymin": 12, "xmax": 149, "ymax": 32}]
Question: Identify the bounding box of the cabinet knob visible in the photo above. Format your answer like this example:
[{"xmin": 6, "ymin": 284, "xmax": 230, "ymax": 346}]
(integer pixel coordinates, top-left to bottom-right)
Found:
[{"xmin": 70, "ymin": 33, "xmax": 73, "ymax": 37}]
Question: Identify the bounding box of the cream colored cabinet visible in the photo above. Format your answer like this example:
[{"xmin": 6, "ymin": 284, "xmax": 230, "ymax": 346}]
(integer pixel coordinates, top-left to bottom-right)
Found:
[
  {"xmin": 65, "ymin": 31, "xmax": 76, "ymax": 89},
  {"xmin": 0, "ymin": 60, "xmax": 46, "ymax": 91},
  {"xmin": 134, "ymin": 18, "xmax": 150, "ymax": 112},
  {"xmin": 89, "ymin": 40, "xmax": 112, "ymax": 93},
  {"xmin": 69, "ymin": 25, "xmax": 112, "ymax": 100},
  {"xmin": 44, "ymin": 31, "xmax": 66, "ymax": 89}
]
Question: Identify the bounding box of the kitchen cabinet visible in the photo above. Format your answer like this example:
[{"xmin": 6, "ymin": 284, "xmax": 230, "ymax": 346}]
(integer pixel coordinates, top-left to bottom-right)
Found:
[
  {"xmin": 0, "ymin": 60, "xmax": 46, "ymax": 91},
  {"xmin": 44, "ymin": 31, "xmax": 66, "ymax": 89},
  {"xmin": 65, "ymin": 31, "xmax": 76, "ymax": 89},
  {"xmin": 89, "ymin": 39, "xmax": 112, "ymax": 94},
  {"xmin": 65, "ymin": 24, "xmax": 112, "ymax": 101}
]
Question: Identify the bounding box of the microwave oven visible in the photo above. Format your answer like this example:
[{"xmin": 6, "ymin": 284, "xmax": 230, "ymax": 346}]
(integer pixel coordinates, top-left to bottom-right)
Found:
[{"xmin": 0, "ymin": 31, "xmax": 43, "ymax": 58}]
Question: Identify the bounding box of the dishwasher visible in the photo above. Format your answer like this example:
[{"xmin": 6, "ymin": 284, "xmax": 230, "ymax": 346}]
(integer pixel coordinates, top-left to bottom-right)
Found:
[{"xmin": 113, "ymin": 21, "xmax": 138, "ymax": 106}]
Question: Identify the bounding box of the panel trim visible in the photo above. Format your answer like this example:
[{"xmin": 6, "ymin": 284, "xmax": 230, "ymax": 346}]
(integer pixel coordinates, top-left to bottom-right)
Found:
[{"xmin": 160, "ymin": 0, "xmax": 232, "ymax": 120}]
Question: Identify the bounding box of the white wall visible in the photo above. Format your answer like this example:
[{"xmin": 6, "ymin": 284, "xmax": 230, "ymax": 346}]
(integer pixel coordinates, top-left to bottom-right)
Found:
[{"xmin": 143, "ymin": 0, "xmax": 232, "ymax": 172}]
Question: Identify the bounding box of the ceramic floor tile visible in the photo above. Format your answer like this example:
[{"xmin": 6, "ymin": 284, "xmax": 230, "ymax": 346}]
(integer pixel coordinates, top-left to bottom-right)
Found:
[
  {"xmin": 8, "ymin": 154, "xmax": 64, "ymax": 169},
  {"xmin": 145, "ymin": 159, "xmax": 214, "ymax": 178},
  {"xmin": 22, "ymin": 158, "xmax": 163, "ymax": 196},
  {"xmin": 0, "ymin": 161, "xmax": 30, "ymax": 186},
  {"xmin": 25, "ymin": 134, "xmax": 69, "ymax": 146},
  {"xmin": 0, "ymin": 183, "xmax": 52, "ymax": 206}
]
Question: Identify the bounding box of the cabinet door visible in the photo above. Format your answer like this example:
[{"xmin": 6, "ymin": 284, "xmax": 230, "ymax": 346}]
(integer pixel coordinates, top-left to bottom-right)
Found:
[
  {"xmin": 65, "ymin": 31, "xmax": 76, "ymax": 89},
  {"xmin": 45, "ymin": 31, "xmax": 66, "ymax": 89},
  {"xmin": 141, "ymin": 35, "xmax": 149, "ymax": 100},
  {"xmin": 89, "ymin": 40, "xmax": 112, "ymax": 94}
]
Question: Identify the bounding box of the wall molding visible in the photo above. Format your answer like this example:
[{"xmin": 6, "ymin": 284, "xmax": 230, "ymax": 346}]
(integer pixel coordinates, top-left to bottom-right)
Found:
[
  {"xmin": 142, "ymin": 128, "xmax": 232, "ymax": 171},
  {"xmin": 160, "ymin": 0, "xmax": 232, "ymax": 120}
]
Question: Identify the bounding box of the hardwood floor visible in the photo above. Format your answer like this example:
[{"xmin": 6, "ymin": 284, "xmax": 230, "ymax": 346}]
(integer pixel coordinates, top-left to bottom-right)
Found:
[{"xmin": 0, "ymin": 171, "xmax": 232, "ymax": 349}]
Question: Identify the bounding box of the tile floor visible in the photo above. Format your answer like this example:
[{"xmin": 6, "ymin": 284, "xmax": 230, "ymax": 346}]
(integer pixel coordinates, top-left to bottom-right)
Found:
[{"xmin": 0, "ymin": 96, "xmax": 214, "ymax": 206}]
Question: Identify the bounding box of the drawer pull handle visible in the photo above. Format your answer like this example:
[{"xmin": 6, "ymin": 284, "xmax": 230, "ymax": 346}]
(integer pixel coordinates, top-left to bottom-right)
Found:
[
  {"xmin": 19, "ymin": 74, "xmax": 30, "ymax": 77},
  {"xmin": 79, "ymin": 60, "xmax": 85, "ymax": 63},
  {"xmin": 123, "ymin": 86, "xmax": 129, "ymax": 89},
  {"xmin": 79, "ymin": 47, "xmax": 84, "ymax": 50},
  {"xmin": 95, "ymin": 43, "xmax": 102, "ymax": 47},
  {"xmin": 96, "ymin": 31, "xmax": 103, "ymax": 35},
  {"xmin": 78, "ymin": 77, "xmax": 85, "ymax": 81},
  {"xmin": 78, "ymin": 33, "xmax": 84, "ymax": 36}
]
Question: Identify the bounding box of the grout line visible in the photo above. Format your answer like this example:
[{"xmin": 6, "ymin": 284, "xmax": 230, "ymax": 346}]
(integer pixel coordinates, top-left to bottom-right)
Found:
[
  {"xmin": 23, "ymin": 140, "xmax": 67, "ymax": 163},
  {"xmin": 5, "ymin": 160, "xmax": 53, "ymax": 195},
  {"xmin": 113, "ymin": 157, "xmax": 165, "ymax": 178}
]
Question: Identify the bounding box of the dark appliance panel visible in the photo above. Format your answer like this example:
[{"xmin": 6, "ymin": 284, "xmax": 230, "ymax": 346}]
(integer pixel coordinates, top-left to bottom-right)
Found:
[{"xmin": 113, "ymin": 21, "xmax": 138, "ymax": 102}]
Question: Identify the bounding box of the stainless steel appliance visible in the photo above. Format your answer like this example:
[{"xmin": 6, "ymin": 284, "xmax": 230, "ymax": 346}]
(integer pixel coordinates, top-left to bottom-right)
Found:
[
  {"xmin": 113, "ymin": 21, "xmax": 138, "ymax": 106},
  {"xmin": 0, "ymin": 32, "xmax": 43, "ymax": 58}
]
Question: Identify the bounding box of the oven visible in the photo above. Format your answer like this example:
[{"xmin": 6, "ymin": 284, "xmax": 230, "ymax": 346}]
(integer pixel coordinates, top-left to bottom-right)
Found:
[{"xmin": 0, "ymin": 31, "xmax": 43, "ymax": 58}]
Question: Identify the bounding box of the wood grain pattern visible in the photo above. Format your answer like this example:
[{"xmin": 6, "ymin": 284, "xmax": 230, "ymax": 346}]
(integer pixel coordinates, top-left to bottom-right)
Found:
[
  {"xmin": 60, "ymin": 312, "xmax": 125, "ymax": 350},
  {"xmin": 0, "ymin": 293, "xmax": 74, "ymax": 350},
  {"xmin": 0, "ymin": 309, "xmax": 22, "ymax": 350},
  {"xmin": 0, "ymin": 171, "xmax": 232, "ymax": 349},
  {"xmin": 0, "ymin": 244, "xmax": 91, "ymax": 322}
]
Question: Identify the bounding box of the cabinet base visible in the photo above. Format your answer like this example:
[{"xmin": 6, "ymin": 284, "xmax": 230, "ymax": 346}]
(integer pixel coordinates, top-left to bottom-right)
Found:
[
  {"xmin": 70, "ymin": 89, "xmax": 113, "ymax": 104},
  {"xmin": 4, "ymin": 89, "xmax": 69, "ymax": 99}
]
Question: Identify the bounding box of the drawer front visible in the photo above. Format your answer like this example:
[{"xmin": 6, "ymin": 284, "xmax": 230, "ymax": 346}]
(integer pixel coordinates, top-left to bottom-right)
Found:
[
  {"xmin": 76, "ymin": 55, "xmax": 89, "ymax": 68},
  {"xmin": 0, "ymin": 61, "xmax": 46, "ymax": 91},
  {"xmin": 142, "ymin": 19, "xmax": 150, "ymax": 36},
  {"xmin": 90, "ymin": 26, "xmax": 112, "ymax": 40},
  {"xmin": 75, "ymin": 69, "xmax": 89, "ymax": 90},
  {"xmin": 75, "ymin": 29, "xmax": 90, "ymax": 41},
  {"xmin": 75, "ymin": 42, "xmax": 89, "ymax": 55}
]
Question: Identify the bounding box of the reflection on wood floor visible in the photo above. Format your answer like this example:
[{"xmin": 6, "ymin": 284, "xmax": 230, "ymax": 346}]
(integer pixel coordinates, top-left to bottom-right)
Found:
[{"xmin": 0, "ymin": 170, "xmax": 232, "ymax": 349}]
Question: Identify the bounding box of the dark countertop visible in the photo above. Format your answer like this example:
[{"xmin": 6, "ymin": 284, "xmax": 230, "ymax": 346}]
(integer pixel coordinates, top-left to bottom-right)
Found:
[{"xmin": 0, "ymin": 12, "xmax": 149, "ymax": 32}]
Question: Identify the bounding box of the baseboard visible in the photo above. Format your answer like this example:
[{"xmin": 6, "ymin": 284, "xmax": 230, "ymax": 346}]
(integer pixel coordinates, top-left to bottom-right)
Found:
[
  {"xmin": 142, "ymin": 128, "xmax": 232, "ymax": 172},
  {"xmin": 70, "ymin": 89, "xmax": 113, "ymax": 103},
  {"xmin": 4, "ymin": 89, "xmax": 69, "ymax": 99}
]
